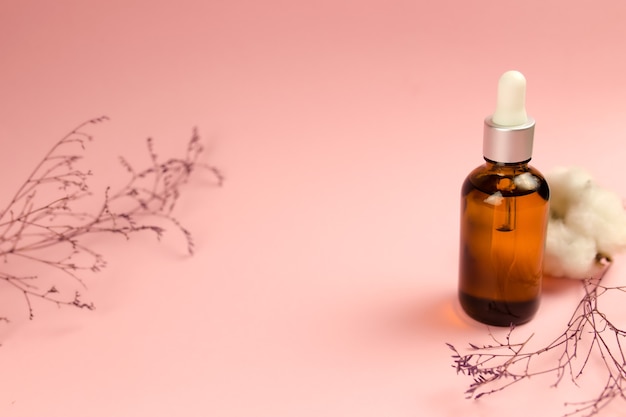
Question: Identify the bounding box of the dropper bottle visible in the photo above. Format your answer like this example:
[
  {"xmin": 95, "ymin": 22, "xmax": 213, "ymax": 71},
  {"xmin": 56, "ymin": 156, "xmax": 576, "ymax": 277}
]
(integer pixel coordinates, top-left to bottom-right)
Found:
[{"xmin": 458, "ymin": 70, "xmax": 550, "ymax": 326}]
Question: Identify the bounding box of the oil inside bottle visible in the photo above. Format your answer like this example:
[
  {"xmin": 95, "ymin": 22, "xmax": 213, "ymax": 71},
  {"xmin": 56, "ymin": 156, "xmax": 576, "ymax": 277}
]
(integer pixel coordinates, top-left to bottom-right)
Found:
[{"xmin": 458, "ymin": 162, "xmax": 549, "ymax": 326}]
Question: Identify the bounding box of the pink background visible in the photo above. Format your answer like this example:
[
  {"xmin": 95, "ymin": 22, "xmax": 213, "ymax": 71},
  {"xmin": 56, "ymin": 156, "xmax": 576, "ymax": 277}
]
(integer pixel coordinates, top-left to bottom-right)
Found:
[{"xmin": 2, "ymin": 1, "xmax": 626, "ymax": 416}]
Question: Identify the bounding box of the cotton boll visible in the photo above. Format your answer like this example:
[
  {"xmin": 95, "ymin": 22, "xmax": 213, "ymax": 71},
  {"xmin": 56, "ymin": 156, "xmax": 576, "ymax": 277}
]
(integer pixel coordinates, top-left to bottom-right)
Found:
[
  {"xmin": 566, "ymin": 186, "xmax": 626, "ymax": 255},
  {"xmin": 543, "ymin": 166, "xmax": 626, "ymax": 279},
  {"xmin": 544, "ymin": 218, "xmax": 598, "ymax": 279}
]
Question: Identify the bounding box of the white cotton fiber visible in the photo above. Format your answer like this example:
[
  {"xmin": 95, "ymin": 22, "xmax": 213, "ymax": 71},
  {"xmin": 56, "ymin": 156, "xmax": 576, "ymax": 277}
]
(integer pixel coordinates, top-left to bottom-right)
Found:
[
  {"xmin": 544, "ymin": 166, "xmax": 626, "ymax": 279},
  {"xmin": 544, "ymin": 166, "xmax": 594, "ymax": 220},
  {"xmin": 543, "ymin": 219, "xmax": 598, "ymax": 279}
]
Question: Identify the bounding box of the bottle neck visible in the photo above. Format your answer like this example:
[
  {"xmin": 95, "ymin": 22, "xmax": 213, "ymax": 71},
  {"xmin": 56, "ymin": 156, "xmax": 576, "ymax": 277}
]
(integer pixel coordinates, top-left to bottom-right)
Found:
[{"xmin": 483, "ymin": 158, "xmax": 531, "ymax": 168}]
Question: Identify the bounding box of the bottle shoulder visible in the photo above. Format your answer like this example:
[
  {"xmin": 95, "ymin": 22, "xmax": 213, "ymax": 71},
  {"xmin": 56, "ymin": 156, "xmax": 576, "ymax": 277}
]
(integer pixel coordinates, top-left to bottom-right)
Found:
[{"xmin": 462, "ymin": 162, "xmax": 550, "ymax": 200}]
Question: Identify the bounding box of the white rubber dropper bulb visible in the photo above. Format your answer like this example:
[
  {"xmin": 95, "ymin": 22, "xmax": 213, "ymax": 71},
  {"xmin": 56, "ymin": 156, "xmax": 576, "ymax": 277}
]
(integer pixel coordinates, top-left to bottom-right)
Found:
[
  {"xmin": 482, "ymin": 70, "xmax": 535, "ymax": 163},
  {"xmin": 492, "ymin": 70, "xmax": 528, "ymax": 127}
]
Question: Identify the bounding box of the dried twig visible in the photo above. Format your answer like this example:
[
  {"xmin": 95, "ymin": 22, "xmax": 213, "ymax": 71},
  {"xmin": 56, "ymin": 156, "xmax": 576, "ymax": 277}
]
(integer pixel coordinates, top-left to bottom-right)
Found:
[
  {"xmin": 0, "ymin": 117, "xmax": 221, "ymax": 320},
  {"xmin": 448, "ymin": 259, "xmax": 626, "ymax": 417}
]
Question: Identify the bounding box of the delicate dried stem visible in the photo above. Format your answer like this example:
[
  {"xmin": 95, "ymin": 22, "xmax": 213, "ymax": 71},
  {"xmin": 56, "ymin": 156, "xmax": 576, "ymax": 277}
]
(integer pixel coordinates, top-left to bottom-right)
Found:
[
  {"xmin": 448, "ymin": 259, "xmax": 626, "ymax": 417},
  {"xmin": 0, "ymin": 117, "xmax": 221, "ymax": 320}
]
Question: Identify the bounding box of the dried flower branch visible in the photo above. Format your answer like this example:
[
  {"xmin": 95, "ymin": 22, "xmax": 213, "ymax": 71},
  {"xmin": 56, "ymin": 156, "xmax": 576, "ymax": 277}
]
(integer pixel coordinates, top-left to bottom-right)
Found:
[
  {"xmin": 0, "ymin": 117, "xmax": 221, "ymax": 320},
  {"xmin": 447, "ymin": 259, "xmax": 626, "ymax": 417}
]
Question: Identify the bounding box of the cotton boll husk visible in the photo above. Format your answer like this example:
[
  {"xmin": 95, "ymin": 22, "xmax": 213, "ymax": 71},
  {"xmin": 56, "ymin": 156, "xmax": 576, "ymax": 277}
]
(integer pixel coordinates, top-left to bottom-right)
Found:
[{"xmin": 544, "ymin": 218, "xmax": 598, "ymax": 279}]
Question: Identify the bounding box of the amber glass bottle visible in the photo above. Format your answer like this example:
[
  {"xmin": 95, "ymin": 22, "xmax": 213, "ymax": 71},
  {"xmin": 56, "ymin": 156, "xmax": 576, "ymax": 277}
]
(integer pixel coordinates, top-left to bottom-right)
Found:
[
  {"xmin": 458, "ymin": 161, "xmax": 549, "ymax": 326},
  {"xmin": 458, "ymin": 70, "xmax": 550, "ymax": 326}
]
